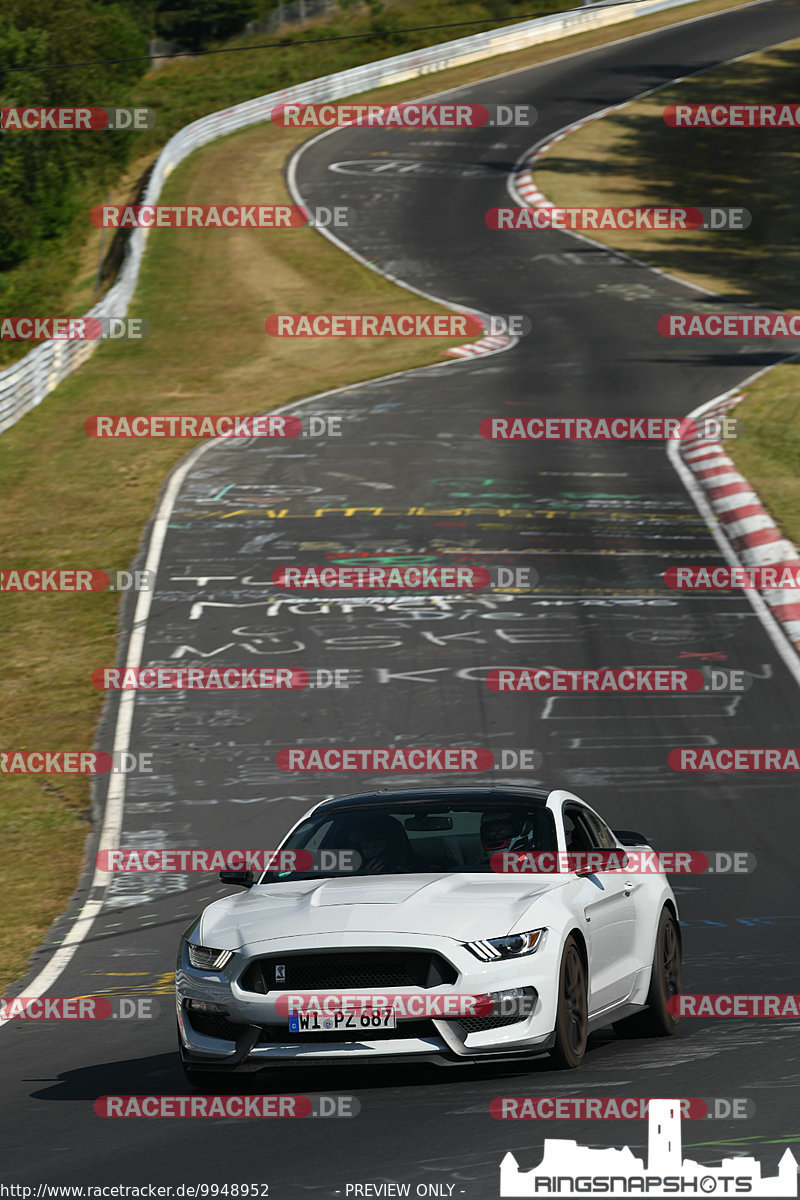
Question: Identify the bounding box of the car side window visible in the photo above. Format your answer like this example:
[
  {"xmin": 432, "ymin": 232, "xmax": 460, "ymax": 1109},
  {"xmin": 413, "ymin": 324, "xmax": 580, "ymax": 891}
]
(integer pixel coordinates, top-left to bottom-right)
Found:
[
  {"xmin": 581, "ymin": 810, "xmax": 617, "ymax": 849},
  {"xmin": 563, "ymin": 809, "xmax": 595, "ymax": 852}
]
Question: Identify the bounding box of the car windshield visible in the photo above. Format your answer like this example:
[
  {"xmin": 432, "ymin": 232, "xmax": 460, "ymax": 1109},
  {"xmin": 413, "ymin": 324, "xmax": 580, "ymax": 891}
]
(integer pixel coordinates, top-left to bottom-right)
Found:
[{"xmin": 259, "ymin": 799, "xmax": 557, "ymax": 883}]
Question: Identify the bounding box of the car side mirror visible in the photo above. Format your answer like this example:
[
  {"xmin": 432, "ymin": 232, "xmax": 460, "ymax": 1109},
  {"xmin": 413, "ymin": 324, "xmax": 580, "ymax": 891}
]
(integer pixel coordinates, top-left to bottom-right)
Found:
[
  {"xmin": 613, "ymin": 829, "xmax": 648, "ymax": 847},
  {"xmin": 219, "ymin": 870, "xmax": 255, "ymax": 888}
]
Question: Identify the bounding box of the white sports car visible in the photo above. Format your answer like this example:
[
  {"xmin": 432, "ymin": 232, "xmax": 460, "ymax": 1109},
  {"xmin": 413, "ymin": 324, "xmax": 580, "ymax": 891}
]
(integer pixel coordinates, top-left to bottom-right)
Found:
[{"xmin": 176, "ymin": 785, "xmax": 682, "ymax": 1087}]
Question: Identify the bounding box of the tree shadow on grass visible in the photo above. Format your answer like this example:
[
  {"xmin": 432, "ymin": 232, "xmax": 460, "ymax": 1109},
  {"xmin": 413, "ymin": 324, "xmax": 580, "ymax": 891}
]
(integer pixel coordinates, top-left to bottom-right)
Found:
[{"xmin": 539, "ymin": 46, "xmax": 800, "ymax": 308}]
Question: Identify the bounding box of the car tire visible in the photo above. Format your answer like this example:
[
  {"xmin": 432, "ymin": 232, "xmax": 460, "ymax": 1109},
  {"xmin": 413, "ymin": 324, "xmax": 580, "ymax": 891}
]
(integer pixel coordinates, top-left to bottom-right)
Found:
[
  {"xmin": 613, "ymin": 906, "xmax": 682, "ymax": 1039},
  {"xmin": 548, "ymin": 934, "xmax": 588, "ymax": 1069}
]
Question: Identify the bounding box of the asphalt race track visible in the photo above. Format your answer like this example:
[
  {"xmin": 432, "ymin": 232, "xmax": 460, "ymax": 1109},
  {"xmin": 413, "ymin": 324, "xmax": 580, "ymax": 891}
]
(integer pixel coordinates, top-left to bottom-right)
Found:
[{"xmin": 3, "ymin": 0, "xmax": 800, "ymax": 1193}]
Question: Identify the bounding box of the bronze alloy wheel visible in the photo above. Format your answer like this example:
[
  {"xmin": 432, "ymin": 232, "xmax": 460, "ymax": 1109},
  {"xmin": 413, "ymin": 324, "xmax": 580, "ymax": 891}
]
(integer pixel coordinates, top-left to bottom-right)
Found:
[{"xmin": 549, "ymin": 935, "xmax": 588, "ymax": 1068}]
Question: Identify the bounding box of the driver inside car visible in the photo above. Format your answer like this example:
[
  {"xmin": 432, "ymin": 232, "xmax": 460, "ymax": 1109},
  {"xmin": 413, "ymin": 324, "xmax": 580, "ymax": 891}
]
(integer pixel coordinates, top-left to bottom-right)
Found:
[
  {"xmin": 347, "ymin": 813, "xmax": 425, "ymax": 875},
  {"xmin": 478, "ymin": 811, "xmax": 539, "ymax": 867}
]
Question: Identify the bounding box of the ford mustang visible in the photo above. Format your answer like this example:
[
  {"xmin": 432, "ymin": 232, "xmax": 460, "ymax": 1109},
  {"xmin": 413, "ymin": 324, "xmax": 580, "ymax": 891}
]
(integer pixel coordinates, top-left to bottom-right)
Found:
[{"xmin": 176, "ymin": 785, "xmax": 682, "ymax": 1086}]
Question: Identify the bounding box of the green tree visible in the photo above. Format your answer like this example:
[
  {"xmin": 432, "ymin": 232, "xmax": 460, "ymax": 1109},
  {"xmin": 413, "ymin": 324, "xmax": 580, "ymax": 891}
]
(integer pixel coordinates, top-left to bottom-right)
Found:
[{"xmin": 0, "ymin": 0, "xmax": 147, "ymax": 269}]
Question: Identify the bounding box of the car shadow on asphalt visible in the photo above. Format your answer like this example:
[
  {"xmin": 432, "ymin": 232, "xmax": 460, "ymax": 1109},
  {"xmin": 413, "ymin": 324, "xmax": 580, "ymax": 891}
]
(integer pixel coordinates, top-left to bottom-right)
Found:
[{"xmin": 26, "ymin": 1030, "xmax": 625, "ymax": 1101}]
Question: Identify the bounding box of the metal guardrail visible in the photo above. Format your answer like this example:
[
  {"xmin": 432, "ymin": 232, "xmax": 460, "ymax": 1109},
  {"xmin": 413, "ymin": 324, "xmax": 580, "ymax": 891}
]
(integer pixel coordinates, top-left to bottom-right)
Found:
[{"xmin": 0, "ymin": 0, "xmax": 702, "ymax": 434}]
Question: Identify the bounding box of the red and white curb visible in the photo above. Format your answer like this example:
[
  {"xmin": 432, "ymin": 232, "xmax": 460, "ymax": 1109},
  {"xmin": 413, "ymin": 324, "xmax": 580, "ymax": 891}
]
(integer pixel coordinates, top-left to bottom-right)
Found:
[
  {"xmin": 513, "ymin": 104, "xmax": 625, "ymax": 211},
  {"xmin": 676, "ymin": 391, "xmax": 800, "ymax": 651},
  {"xmin": 444, "ymin": 333, "xmax": 513, "ymax": 358}
]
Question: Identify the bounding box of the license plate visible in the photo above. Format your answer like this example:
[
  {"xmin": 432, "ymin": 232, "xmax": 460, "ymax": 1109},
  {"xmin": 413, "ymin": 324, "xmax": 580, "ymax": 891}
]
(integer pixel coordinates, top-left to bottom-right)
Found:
[{"xmin": 288, "ymin": 1008, "xmax": 397, "ymax": 1033}]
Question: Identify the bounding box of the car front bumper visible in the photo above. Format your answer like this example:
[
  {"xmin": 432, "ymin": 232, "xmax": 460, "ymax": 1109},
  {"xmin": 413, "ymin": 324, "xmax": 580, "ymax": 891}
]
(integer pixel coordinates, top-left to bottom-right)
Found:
[{"xmin": 176, "ymin": 931, "xmax": 561, "ymax": 1070}]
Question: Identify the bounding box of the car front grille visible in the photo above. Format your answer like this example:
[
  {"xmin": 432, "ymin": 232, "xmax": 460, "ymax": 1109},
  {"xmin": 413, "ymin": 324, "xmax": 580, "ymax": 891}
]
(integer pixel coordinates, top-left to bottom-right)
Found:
[
  {"xmin": 456, "ymin": 1009, "xmax": 527, "ymax": 1035},
  {"xmin": 239, "ymin": 951, "xmax": 458, "ymax": 993}
]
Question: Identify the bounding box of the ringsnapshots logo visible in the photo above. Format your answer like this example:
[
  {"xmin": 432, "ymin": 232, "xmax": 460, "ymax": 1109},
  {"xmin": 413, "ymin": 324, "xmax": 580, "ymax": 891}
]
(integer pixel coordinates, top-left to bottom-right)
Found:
[
  {"xmin": 498, "ymin": 1098, "xmax": 797, "ymax": 1197},
  {"xmin": 271, "ymin": 102, "xmax": 536, "ymax": 128}
]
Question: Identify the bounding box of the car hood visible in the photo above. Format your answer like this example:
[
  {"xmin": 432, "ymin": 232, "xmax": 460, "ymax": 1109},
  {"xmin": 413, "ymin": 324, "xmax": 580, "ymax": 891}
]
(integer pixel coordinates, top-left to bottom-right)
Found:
[{"xmin": 199, "ymin": 873, "xmax": 564, "ymax": 948}]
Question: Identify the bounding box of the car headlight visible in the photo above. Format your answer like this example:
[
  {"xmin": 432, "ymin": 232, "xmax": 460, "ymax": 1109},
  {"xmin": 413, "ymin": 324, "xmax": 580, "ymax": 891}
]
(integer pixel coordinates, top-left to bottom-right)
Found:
[
  {"xmin": 186, "ymin": 943, "xmax": 234, "ymax": 971},
  {"xmin": 465, "ymin": 929, "xmax": 545, "ymax": 962}
]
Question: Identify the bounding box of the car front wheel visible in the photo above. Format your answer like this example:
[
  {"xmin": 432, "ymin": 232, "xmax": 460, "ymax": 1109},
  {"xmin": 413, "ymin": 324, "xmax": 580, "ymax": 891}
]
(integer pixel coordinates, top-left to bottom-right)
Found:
[{"xmin": 548, "ymin": 934, "xmax": 588, "ymax": 1069}]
